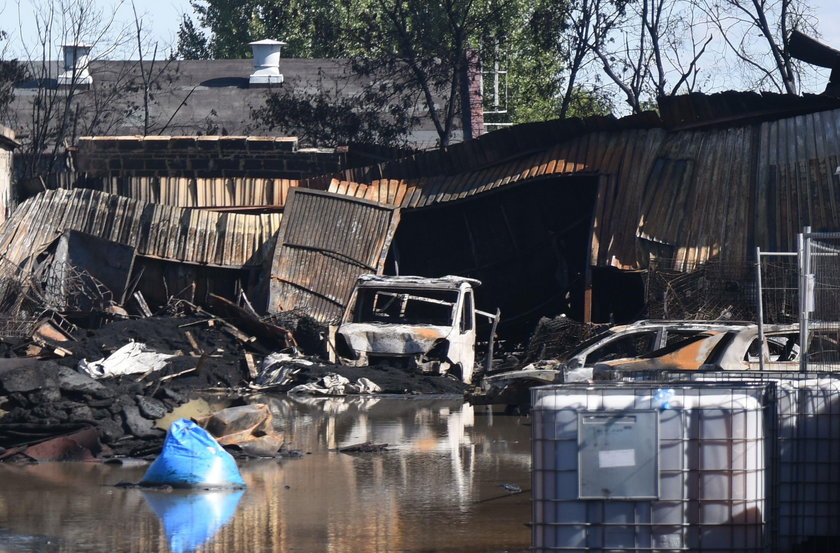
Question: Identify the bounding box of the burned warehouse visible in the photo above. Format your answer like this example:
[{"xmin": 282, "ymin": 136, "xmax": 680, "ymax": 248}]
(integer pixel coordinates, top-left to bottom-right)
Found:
[
  {"xmin": 2, "ymin": 29, "xmax": 840, "ymax": 553},
  {"xmin": 1, "ymin": 92, "xmax": 837, "ymax": 339}
]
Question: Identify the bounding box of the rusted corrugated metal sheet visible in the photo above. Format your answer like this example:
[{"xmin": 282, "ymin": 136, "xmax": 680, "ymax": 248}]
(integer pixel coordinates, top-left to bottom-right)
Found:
[
  {"xmin": 319, "ymin": 103, "xmax": 840, "ymax": 272},
  {"xmin": 80, "ymin": 176, "xmax": 302, "ymax": 209},
  {"xmin": 267, "ymin": 189, "xmax": 400, "ymax": 322},
  {"xmin": 658, "ymin": 91, "xmax": 840, "ymax": 129},
  {"xmin": 636, "ymin": 108, "xmax": 840, "ymax": 270},
  {"xmin": 61, "ymin": 93, "xmax": 840, "ymax": 274},
  {"xmin": 0, "ymin": 189, "xmax": 281, "ymax": 268},
  {"xmin": 327, "ymin": 128, "xmax": 665, "ymax": 269},
  {"xmin": 635, "ymin": 128, "xmax": 751, "ymax": 270}
]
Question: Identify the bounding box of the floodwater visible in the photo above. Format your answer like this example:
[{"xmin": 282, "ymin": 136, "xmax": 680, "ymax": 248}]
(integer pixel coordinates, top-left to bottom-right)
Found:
[{"xmin": 0, "ymin": 396, "xmax": 532, "ymax": 553}]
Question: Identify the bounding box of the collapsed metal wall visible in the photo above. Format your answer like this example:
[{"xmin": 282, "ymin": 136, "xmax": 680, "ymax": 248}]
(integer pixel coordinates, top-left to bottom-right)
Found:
[
  {"xmin": 267, "ymin": 189, "xmax": 401, "ymax": 322},
  {"xmin": 0, "ymin": 189, "xmax": 281, "ymax": 268},
  {"xmin": 0, "ymin": 189, "xmax": 283, "ymax": 316}
]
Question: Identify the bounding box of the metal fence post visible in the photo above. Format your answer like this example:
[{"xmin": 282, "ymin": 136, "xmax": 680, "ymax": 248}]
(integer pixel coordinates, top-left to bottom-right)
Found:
[
  {"xmin": 756, "ymin": 247, "xmax": 766, "ymax": 372},
  {"xmin": 799, "ymin": 227, "xmax": 811, "ymax": 373}
]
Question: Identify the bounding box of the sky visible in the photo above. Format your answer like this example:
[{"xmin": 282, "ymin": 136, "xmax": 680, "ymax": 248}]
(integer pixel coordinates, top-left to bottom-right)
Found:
[{"xmin": 4, "ymin": 0, "xmax": 840, "ymax": 95}]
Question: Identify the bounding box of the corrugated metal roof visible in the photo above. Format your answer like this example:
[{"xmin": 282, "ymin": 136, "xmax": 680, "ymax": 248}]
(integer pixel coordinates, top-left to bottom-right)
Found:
[
  {"xmin": 0, "ymin": 189, "xmax": 281, "ymax": 268},
  {"xmin": 658, "ymin": 91, "xmax": 840, "ymax": 129},
  {"xmin": 58, "ymin": 92, "xmax": 840, "ymax": 273},
  {"xmin": 326, "ymin": 128, "xmax": 665, "ymax": 269},
  {"xmin": 267, "ymin": 189, "xmax": 401, "ymax": 322},
  {"xmin": 320, "ymin": 104, "xmax": 840, "ymax": 271}
]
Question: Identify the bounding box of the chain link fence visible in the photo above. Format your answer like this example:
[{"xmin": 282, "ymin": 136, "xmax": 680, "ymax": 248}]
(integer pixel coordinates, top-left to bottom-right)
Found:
[{"xmin": 802, "ymin": 232, "xmax": 840, "ymax": 370}]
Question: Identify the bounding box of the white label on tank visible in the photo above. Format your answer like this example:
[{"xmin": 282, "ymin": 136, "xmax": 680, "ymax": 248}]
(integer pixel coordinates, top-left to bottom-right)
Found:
[{"xmin": 598, "ymin": 448, "xmax": 636, "ymax": 468}]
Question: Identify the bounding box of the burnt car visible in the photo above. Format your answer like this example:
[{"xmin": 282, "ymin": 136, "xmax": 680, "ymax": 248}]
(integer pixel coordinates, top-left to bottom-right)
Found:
[
  {"xmin": 334, "ymin": 275, "xmax": 498, "ymax": 384},
  {"xmin": 470, "ymin": 320, "xmax": 761, "ymax": 409},
  {"xmin": 591, "ymin": 323, "xmax": 806, "ymax": 380}
]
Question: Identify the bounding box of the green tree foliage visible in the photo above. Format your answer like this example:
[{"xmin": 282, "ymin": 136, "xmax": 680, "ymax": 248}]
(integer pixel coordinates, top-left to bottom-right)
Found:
[
  {"xmin": 177, "ymin": 0, "xmax": 350, "ymax": 59},
  {"xmin": 175, "ymin": 15, "xmax": 210, "ymax": 60},
  {"xmin": 251, "ymin": 70, "xmax": 420, "ymax": 147},
  {"xmin": 496, "ymin": 0, "xmax": 567, "ymax": 123},
  {"xmin": 179, "ymin": 0, "xmax": 607, "ymax": 147}
]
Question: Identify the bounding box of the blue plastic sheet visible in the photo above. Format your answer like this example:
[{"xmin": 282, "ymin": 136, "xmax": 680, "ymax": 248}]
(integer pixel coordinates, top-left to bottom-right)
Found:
[
  {"xmin": 140, "ymin": 419, "xmax": 245, "ymax": 488},
  {"xmin": 143, "ymin": 489, "xmax": 244, "ymax": 553}
]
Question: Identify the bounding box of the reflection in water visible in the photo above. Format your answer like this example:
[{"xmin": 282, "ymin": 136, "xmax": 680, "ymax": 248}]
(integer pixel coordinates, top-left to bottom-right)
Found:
[
  {"xmin": 142, "ymin": 490, "xmax": 244, "ymax": 553},
  {"xmin": 0, "ymin": 397, "xmax": 531, "ymax": 553}
]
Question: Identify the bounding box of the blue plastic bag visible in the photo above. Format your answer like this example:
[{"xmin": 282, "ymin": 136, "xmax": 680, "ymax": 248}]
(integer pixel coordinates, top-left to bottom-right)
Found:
[{"xmin": 140, "ymin": 419, "xmax": 246, "ymax": 488}]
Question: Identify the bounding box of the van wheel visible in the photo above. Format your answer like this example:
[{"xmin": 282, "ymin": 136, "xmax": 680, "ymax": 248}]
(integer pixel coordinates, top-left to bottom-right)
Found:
[
  {"xmin": 470, "ymin": 364, "xmax": 485, "ymax": 384},
  {"xmin": 446, "ymin": 364, "xmax": 464, "ymax": 382}
]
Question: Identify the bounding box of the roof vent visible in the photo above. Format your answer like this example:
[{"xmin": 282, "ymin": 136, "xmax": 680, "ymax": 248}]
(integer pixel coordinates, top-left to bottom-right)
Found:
[
  {"xmin": 249, "ymin": 39, "xmax": 285, "ymax": 87},
  {"xmin": 58, "ymin": 43, "xmax": 93, "ymax": 87}
]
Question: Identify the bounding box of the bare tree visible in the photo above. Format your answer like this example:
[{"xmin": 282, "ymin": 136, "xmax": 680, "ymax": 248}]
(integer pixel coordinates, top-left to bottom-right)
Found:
[
  {"xmin": 12, "ymin": 0, "xmax": 133, "ymax": 178},
  {"xmin": 693, "ymin": 0, "xmax": 816, "ymax": 94},
  {"xmin": 0, "ymin": 31, "xmax": 29, "ymax": 125},
  {"xmin": 583, "ymin": 0, "xmax": 712, "ymax": 113},
  {"xmin": 10, "ymin": 0, "xmax": 188, "ymax": 181},
  {"xmin": 558, "ymin": 0, "xmax": 620, "ymax": 118}
]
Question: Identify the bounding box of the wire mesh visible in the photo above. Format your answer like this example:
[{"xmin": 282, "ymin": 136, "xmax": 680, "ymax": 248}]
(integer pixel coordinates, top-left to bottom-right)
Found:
[
  {"xmin": 0, "ymin": 253, "xmax": 113, "ymax": 338},
  {"xmin": 758, "ymin": 257, "xmax": 799, "ymax": 325},
  {"xmin": 806, "ymin": 239, "xmax": 840, "ymax": 371},
  {"xmin": 523, "ymin": 316, "xmax": 610, "ymax": 366}
]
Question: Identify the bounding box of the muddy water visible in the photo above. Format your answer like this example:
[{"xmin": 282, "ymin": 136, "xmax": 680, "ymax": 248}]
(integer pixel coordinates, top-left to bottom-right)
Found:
[{"xmin": 0, "ymin": 396, "xmax": 532, "ymax": 553}]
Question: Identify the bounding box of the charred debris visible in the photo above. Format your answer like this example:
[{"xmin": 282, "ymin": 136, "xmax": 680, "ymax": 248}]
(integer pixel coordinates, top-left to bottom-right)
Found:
[
  {"xmin": 0, "ymin": 203, "xmax": 474, "ymax": 461},
  {"xmin": 5, "ymin": 90, "xmax": 840, "ymax": 461},
  {"xmin": 0, "ymin": 290, "xmax": 468, "ymax": 461}
]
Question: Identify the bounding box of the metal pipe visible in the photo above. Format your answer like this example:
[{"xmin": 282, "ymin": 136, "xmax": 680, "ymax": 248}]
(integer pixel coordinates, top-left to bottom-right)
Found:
[
  {"xmin": 756, "ymin": 247, "xmax": 766, "ymax": 372},
  {"xmin": 799, "ymin": 228, "xmax": 811, "ymax": 373},
  {"xmin": 484, "ymin": 307, "xmax": 501, "ymax": 375}
]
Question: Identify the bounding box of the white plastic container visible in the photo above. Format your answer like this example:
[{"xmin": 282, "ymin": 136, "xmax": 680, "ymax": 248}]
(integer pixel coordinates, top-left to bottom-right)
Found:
[
  {"xmin": 681, "ymin": 372, "xmax": 840, "ymax": 550},
  {"xmin": 531, "ymin": 383, "xmax": 767, "ymax": 553}
]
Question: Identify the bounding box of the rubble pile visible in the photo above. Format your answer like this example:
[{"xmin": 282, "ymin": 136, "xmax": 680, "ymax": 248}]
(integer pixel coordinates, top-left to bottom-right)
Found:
[
  {"xmin": 253, "ymin": 353, "xmax": 466, "ymax": 394},
  {"xmin": 0, "ymin": 358, "xmax": 184, "ymax": 458},
  {"xmin": 0, "ymin": 300, "xmax": 468, "ymax": 461},
  {"xmin": 57, "ymin": 315, "xmax": 252, "ymax": 389},
  {"xmin": 263, "ymin": 309, "xmax": 327, "ymax": 357},
  {"xmin": 0, "ymin": 310, "xmax": 283, "ymax": 459}
]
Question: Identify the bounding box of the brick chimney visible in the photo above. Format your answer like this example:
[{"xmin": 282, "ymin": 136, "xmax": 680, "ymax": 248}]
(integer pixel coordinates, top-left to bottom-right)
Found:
[
  {"xmin": 58, "ymin": 43, "xmax": 93, "ymax": 87},
  {"xmin": 249, "ymin": 39, "xmax": 285, "ymax": 87}
]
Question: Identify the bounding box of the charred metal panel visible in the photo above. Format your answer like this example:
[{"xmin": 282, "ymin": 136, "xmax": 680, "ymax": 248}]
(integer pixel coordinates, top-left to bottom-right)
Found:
[
  {"xmin": 267, "ymin": 189, "xmax": 401, "ymax": 322},
  {"xmin": 47, "ymin": 230, "xmax": 136, "ymax": 309},
  {"xmin": 0, "ymin": 189, "xmax": 281, "ymax": 268}
]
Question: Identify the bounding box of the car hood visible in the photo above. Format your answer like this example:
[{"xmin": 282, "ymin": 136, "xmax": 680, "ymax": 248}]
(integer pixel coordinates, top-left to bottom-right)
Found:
[{"xmin": 338, "ymin": 323, "xmax": 450, "ymax": 355}]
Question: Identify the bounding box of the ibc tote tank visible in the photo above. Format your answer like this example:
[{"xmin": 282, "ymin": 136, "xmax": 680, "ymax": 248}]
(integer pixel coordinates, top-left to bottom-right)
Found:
[
  {"xmin": 531, "ymin": 383, "xmax": 768, "ymax": 553},
  {"xmin": 663, "ymin": 371, "xmax": 840, "ymax": 551}
]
